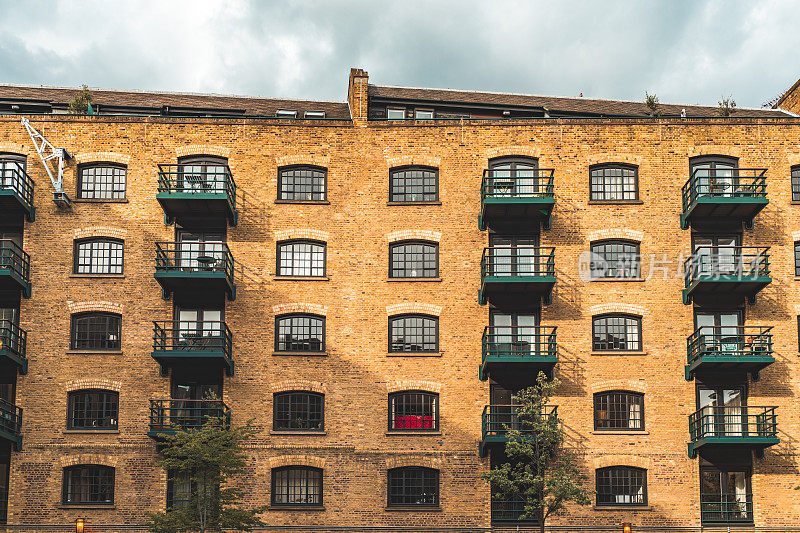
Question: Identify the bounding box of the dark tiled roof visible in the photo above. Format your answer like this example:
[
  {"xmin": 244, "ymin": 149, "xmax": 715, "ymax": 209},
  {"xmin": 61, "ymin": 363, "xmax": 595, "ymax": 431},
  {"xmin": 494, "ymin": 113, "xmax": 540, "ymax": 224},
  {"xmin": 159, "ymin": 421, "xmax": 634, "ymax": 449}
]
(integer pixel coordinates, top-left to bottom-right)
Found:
[
  {"xmin": 370, "ymin": 85, "xmax": 790, "ymax": 118},
  {"xmin": 0, "ymin": 84, "xmax": 351, "ymax": 118}
]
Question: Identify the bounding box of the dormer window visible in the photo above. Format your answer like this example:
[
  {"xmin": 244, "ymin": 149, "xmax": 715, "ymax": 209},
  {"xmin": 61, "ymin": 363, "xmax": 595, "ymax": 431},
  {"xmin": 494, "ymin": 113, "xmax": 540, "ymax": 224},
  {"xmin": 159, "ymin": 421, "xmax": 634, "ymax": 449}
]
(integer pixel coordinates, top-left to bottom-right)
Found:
[
  {"xmin": 276, "ymin": 109, "xmax": 297, "ymax": 118},
  {"xmin": 414, "ymin": 109, "xmax": 434, "ymax": 120},
  {"xmin": 387, "ymin": 108, "xmax": 406, "ymax": 120},
  {"xmin": 304, "ymin": 111, "xmax": 326, "ymax": 119}
]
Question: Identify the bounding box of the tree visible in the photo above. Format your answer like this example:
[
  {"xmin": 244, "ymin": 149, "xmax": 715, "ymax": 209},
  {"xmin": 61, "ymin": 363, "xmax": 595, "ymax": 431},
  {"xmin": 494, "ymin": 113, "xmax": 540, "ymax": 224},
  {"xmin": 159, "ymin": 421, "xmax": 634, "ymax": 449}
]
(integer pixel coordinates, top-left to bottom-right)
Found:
[
  {"xmin": 69, "ymin": 85, "xmax": 94, "ymax": 114},
  {"xmin": 483, "ymin": 372, "xmax": 591, "ymax": 533},
  {"xmin": 718, "ymin": 95, "xmax": 737, "ymax": 117},
  {"xmin": 146, "ymin": 412, "xmax": 266, "ymax": 533},
  {"xmin": 644, "ymin": 92, "xmax": 661, "ymax": 116}
]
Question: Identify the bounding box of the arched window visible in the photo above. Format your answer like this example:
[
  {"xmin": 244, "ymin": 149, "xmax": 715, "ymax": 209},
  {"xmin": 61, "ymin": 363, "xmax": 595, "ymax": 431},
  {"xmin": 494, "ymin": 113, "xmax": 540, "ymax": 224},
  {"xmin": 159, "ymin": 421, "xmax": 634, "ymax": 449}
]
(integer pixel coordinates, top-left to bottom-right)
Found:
[
  {"xmin": 70, "ymin": 312, "xmax": 122, "ymax": 351},
  {"xmin": 177, "ymin": 155, "xmax": 229, "ymax": 193},
  {"xmin": 74, "ymin": 238, "xmax": 124, "ymax": 275},
  {"xmin": 590, "ymin": 240, "xmax": 640, "ymax": 279},
  {"xmin": 0, "ymin": 153, "xmax": 27, "ymax": 193},
  {"xmin": 275, "ymin": 314, "xmax": 325, "ymax": 352},
  {"xmin": 689, "ymin": 156, "xmax": 739, "ymax": 196},
  {"xmin": 273, "ymin": 391, "xmax": 324, "ymax": 431},
  {"xmin": 77, "ymin": 163, "xmax": 127, "ymax": 200},
  {"xmin": 388, "ymin": 391, "xmax": 438, "ymax": 431},
  {"xmin": 596, "ymin": 466, "xmax": 647, "ymax": 506},
  {"xmin": 387, "ymin": 467, "xmax": 439, "ymax": 507},
  {"xmin": 389, "ymin": 241, "xmax": 438, "ymax": 278},
  {"xmin": 278, "ymin": 165, "xmax": 327, "ymax": 201},
  {"xmin": 67, "ymin": 389, "xmax": 119, "ymax": 430},
  {"xmin": 271, "ymin": 466, "xmax": 322, "ymax": 506},
  {"xmin": 62, "ymin": 465, "xmax": 115, "ymax": 505},
  {"xmin": 277, "ymin": 240, "xmax": 326, "ymax": 277},
  {"xmin": 589, "ymin": 163, "xmax": 638, "ymax": 201},
  {"xmin": 593, "ymin": 391, "xmax": 644, "ymax": 431},
  {"xmin": 389, "ymin": 166, "xmax": 438, "ymax": 203},
  {"xmin": 389, "ymin": 314, "xmax": 438, "ymax": 353},
  {"xmin": 592, "ymin": 314, "xmax": 641, "ymax": 352}
]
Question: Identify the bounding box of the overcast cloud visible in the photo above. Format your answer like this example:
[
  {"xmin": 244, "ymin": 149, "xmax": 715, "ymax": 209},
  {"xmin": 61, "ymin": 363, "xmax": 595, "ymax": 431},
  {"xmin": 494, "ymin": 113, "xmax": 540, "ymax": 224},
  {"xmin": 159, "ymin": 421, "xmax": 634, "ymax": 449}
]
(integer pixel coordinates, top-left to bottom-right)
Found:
[{"xmin": 0, "ymin": 0, "xmax": 797, "ymax": 108}]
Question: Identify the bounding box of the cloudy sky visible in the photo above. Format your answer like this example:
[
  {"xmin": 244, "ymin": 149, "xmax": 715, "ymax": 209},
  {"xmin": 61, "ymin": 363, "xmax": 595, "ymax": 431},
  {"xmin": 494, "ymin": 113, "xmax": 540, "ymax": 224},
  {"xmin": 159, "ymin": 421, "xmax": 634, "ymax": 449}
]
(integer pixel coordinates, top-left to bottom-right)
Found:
[{"xmin": 0, "ymin": 0, "xmax": 797, "ymax": 108}]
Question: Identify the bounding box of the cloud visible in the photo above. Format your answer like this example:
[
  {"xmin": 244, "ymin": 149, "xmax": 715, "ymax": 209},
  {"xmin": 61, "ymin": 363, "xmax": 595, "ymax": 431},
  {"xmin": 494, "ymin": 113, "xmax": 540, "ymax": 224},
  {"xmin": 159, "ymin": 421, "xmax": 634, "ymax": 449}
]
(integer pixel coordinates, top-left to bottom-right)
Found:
[{"xmin": 0, "ymin": 0, "xmax": 796, "ymax": 107}]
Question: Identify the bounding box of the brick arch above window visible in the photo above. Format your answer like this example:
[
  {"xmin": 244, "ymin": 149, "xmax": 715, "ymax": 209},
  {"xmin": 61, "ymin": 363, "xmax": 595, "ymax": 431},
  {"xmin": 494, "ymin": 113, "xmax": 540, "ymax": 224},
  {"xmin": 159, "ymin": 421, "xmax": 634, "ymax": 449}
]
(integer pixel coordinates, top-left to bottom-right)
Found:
[
  {"xmin": 485, "ymin": 146, "xmax": 541, "ymax": 162},
  {"xmin": 589, "ymin": 379, "xmax": 647, "ymax": 394},
  {"xmin": 60, "ymin": 453, "xmax": 117, "ymax": 468},
  {"xmin": 275, "ymin": 155, "xmax": 330, "ymax": 168},
  {"xmin": 587, "ymin": 153, "xmax": 642, "ymax": 166},
  {"xmin": 589, "ymin": 303, "xmax": 645, "ymax": 317},
  {"xmin": 270, "ymin": 380, "xmax": 326, "ymax": 394},
  {"xmin": 386, "ymin": 303, "xmax": 442, "ymax": 317},
  {"xmin": 74, "ymin": 152, "xmax": 131, "ymax": 165},
  {"xmin": 592, "ymin": 454, "xmax": 650, "ymax": 471},
  {"xmin": 271, "ymin": 303, "xmax": 327, "ymax": 316},
  {"xmin": 175, "ymin": 145, "xmax": 230, "ymax": 158},
  {"xmin": 385, "ymin": 155, "xmax": 441, "ymax": 168},
  {"xmin": 268, "ymin": 454, "xmax": 326, "ymax": 469},
  {"xmin": 587, "ymin": 229, "xmax": 644, "ymax": 243},
  {"xmin": 66, "ymin": 378, "xmax": 122, "ymax": 393},
  {"xmin": 73, "ymin": 226, "xmax": 128, "ymax": 240},
  {"xmin": 385, "ymin": 455, "xmax": 441, "ymax": 470},
  {"xmin": 386, "ymin": 380, "xmax": 442, "ymax": 394},
  {"xmin": 386, "ymin": 230, "xmax": 442, "ymax": 243},
  {"xmin": 67, "ymin": 300, "xmax": 124, "ymax": 314},
  {"xmin": 687, "ymin": 145, "xmax": 742, "ymax": 159},
  {"xmin": 274, "ymin": 229, "xmax": 330, "ymax": 242},
  {"xmin": 0, "ymin": 142, "xmax": 28, "ymax": 155}
]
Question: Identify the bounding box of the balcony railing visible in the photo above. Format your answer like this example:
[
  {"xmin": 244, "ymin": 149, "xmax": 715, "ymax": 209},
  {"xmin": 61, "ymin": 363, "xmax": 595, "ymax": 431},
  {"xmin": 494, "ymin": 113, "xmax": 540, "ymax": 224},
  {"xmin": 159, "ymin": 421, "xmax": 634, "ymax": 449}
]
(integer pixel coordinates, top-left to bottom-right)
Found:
[
  {"xmin": 0, "ymin": 239, "xmax": 31, "ymax": 297},
  {"xmin": 700, "ymin": 494, "xmax": 753, "ymax": 524},
  {"xmin": 154, "ymin": 242, "xmax": 236, "ymax": 300},
  {"xmin": 685, "ymin": 326, "xmax": 773, "ymax": 381},
  {"xmin": 152, "ymin": 321, "xmax": 234, "ymax": 376},
  {"xmin": 480, "ymin": 171, "xmax": 556, "ymax": 230},
  {"xmin": 0, "ymin": 319, "xmax": 28, "ymax": 374},
  {"xmin": 480, "ymin": 404, "xmax": 557, "ymax": 457},
  {"xmin": 480, "ymin": 326, "xmax": 557, "ymax": 381},
  {"xmin": 0, "ymin": 398, "xmax": 22, "ymax": 450},
  {"xmin": 0, "ymin": 167, "xmax": 35, "ymax": 221},
  {"xmin": 148, "ymin": 399, "xmax": 231, "ymax": 438},
  {"xmin": 480, "ymin": 247, "xmax": 556, "ymax": 305},
  {"xmin": 156, "ymin": 164, "xmax": 237, "ymax": 225},
  {"xmin": 680, "ymin": 168, "xmax": 768, "ymax": 229},
  {"xmin": 688, "ymin": 405, "xmax": 778, "ymax": 458},
  {"xmin": 682, "ymin": 247, "xmax": 770, "ymax": 304},
  {"xmin": 491, "ymin": 500, "xmax": 537, "ymax": 523},
  {"xmin": 482, "ymin": 169, "xmax": 555, "ymax": 199}
]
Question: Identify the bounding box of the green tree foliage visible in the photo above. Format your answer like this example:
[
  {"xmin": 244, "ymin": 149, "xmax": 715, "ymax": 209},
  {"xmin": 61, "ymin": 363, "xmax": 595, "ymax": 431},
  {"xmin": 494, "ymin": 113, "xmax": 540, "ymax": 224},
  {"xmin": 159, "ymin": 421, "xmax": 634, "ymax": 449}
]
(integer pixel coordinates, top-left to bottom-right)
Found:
[
  {"xmin": 483, "ymin": 372, "xmax": 591, "ymax": 533},
  {"xmin": 69, "ymin": 85, "xmax": 94, "ymax": 114},
  {"xmin": 645, "ymin": 92, "xmax": 662, "ymax": 116},
  {"xmin": 718, "ymin": 96, "xmax": 737, "ymax": 116}
]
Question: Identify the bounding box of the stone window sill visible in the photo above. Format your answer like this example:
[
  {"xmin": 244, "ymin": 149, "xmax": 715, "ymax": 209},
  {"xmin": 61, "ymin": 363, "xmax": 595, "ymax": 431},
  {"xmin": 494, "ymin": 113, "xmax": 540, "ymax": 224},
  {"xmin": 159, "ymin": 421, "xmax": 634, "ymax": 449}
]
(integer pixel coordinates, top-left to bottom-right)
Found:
[
  {"xmin": 593, "ymin": 505, "xmax": 652, "ymax": 511},
  {"xmin": 589, "ymin": 277, "xmax": 644, "ymax": 283},
  {"xmin": 268, "ymin": 505, "xmax": 325, "ymax": 511},
  {"xmin": 273, "ymin": 276, "xmax": 329, "ymax": 281},
  {"xmin": 387, "ymin": 201, "xmax": 442, "ymax": 206},
  {"xmin": 385, "ymin": 431, "xmax": 442, "ymax": 436},
  {"xmin": 387, "ymin": 277, "xmax": 442, "ymax": 282},
  {"xmin": 590, "ymin": 351, "xmax": 647, "ymax": 357},
  {"xmin": 66, "ymin": 350, "xmax": 124, "ymax": 355},
  {"xmin": 387, "ymin": 351, "xmax": 444, "ymax": 357},
  {"xmin": 72, "ymin": 198, "xmax": 128, "ymax": 203},
  {"xmin": 59, "ymin": 504, "xmax": 116, "ymax": 509},
  {"xmin": 69, "ymin": 274, "xmax": 126, "ymax": 279},
  {"xmin": 588, "ymin": 200, "xmax": 644, "ymax": 205},
  {"xmin": 274, "ymin": 199, "xmax": 330, "ymax": 205},
  {"xmin": 272, "ymin": 351, "xmax": 327, "ymax": 357},
  {"xmin": 591, "ymin": 430, "xmax": 650, "ymax": 435},
  {"xmin": 385, "ymin": 506, "xmax": 442, "ymax": 512},
  {"xmin": 270, "ymin": 430, "xmax": 327, "ymax": 436},
  {"xmin": 63, "ymin": 429, "xmax": 120, "ymax": 434}
]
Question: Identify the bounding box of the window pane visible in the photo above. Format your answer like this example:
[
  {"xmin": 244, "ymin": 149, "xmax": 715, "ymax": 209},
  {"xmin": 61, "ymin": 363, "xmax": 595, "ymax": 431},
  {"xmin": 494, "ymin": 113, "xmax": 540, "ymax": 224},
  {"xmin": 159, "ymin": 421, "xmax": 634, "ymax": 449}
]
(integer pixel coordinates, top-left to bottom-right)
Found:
[
  {"xmin": 592, "ymin": 315, "xmax": 641, "ymax": 351},
  {"xmin": 390, "ymin": 241, "xmax": 438, "ymax": 278},
  {"xmin": 596, "ymin": 467, "xmax": 646, "ymax": 506},
  {"xmin": 276, "ymin": 315, "xmax": 324, "ymax": 352},
  {"xmin": 793, "ymin": 166, "xmax": 800, "ymax": 202},
  {"xmin": 277, "ymin": 241, "xmax": 325, "ymax": 277},
  {"xmin": 390, "ymin": 167, "xmax": 438, "ymax": 202},
  {"xmin": 388, "ymin": 467, "xmax": 439, "ymax": 506},
  {"xmin": 589, "ymin": 165, "xmax": 638, "ymax": 201},
  {"xmin": 590, "ymin": 241, "xmax": 640, "ymax": 278},
  {"xmin": 78, "ymin": 165, "xmax": 126, "ymax": 199},
  {"xmin": 274, "ymin": 392, "xmax": 324, "ymax": 430},
  {"xmin": 278, "ymin": 166, "xmax": 327, "ymax": 201},
  {"xmin": 594, "ymin": 391, "xmax": 644, "ymax": 430},
  {"xmin": 271, "ymin": 467, "xmax": 322, "ymax": 505},
  {"xmin": 389, "ymin": 315, "xmax": 438, "ymax": 352},
  {"xmin": 75, "ymin": 239, "xmax": 124, "ymax": 274},
  {"xmin": 71, "ymin": 313, "xmax": 121, "ymax": 350},
  {"xmin": 389, "ymin": 392, "xmax": 438, "ymax": 430},
  {"xmin": 63, "ymin": 465, "xmax": 115, "ymax": 505},
  {"xmin": 68, "ymin": 390, "xmax": 119, "ymax": 429}
]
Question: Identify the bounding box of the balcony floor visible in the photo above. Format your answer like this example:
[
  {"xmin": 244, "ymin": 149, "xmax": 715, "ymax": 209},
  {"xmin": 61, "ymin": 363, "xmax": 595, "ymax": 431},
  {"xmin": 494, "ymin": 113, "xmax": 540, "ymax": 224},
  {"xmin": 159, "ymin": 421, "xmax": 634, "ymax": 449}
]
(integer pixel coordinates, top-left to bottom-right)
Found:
[
  {"xmin": 156, "ymin": 192, "xmax": 237, "ymax": 226},
  {"xmin": 682, "ymin": 276, "xmax": 771, "ymax": 305},
  {"xmin": 0, "ymin": 269, "xmax": 31, "ymax": 298},
  {"xmin": 688, "ymin": 435, "xmax": 779, "ymax": 458},
  {"xmin": 479, "ymin": 277, "xmax": 556, "ymax": 305},
  {"xmin": 681, "ymin": 196, "xmax": 768, "ymax": 229},
  {"xmin": 480, "ymin": 197, "xmax": 555, "ymax": 230},
  {"xmin": 0, "ymin": 190, "xmax": 35, "ymax": 223},
  {"xmin": 151, "ymin": 349, "xmax": 234, "ymax": 377},
  {"xmin": 154, "ymin": 270, "xmax": 236, "ymax": 300}
]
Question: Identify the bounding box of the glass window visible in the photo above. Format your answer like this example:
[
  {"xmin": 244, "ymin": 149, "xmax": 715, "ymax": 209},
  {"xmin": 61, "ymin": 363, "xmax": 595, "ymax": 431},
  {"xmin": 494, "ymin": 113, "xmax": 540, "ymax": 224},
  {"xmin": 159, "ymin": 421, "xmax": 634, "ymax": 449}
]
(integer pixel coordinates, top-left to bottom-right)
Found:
[
  {"xmin": 389, "ymin": 166, "xmax": 438, "ymax": 203},
  {"xmin": 275, "ymin": 314, "xmax": 324, "ymax": 352},
  {"xmin": 0, "ymin": 154, "xmax": 26, "ymax": 192},
  {"xmin": 166, "ymin": 471, "xmax": 193, "ymax": 510},
  {"xmin": 389, "ymin": 314, "xmax": 438, "ymax": 353},
  {"xmin": 414, "ymin": 109, "xmax": 434, "ymax": 119},
  {"xmin": 74, "ymin": 238, "xmax": 124, "ymax": 275},
  {"xmin": 276, "ymin": 110, "xmax": 297, "ymax": 118},
  {"xmin": 71, "ymin": 312, "xmax": 121, "ymax": 351},
  {"xmin": 387, "ymin": 467, "xmax": 439, "ymax": 507},
  {"xmin": 596, "ymin": 466, "xmax": 647, "ymax": 506},
  {"xmin": 594, "ymin": 391, "xmax": 644, "ymax": 430},
  {"xmin": 77, "ymin": 164, "xmax": 126, "ymax": 200},
  {"xmin": 304, "ymin": 111, "xmax": 325, "ymax": 119},
  {"xmin": 389, "ymin": 391, "xmax": 438, "ymax": 431},
  {"xmin": 590, "ymin": 240, "xmax": 640, "ymax": 279},
  {"xmin": 62, "ymin": 465, "xmax": 115, "ymax": 505},
  {"xmin": 592, "ymin": 314, "xmax": 641, "ymax": 351},
  {"xmin": 271, "ymin": 466, "xmax": 322, "ymax": 506},
  {"xmin": 273, "ymin": 391, "xmax": 324, "ymax": 431},
  {"xmin": 177, "ymin": 156, "xmax": 228, "ymax": 193},
  {"xmin": 389, "ymin": 241, "xmax": 438, "ymax": 278},
  {"xmin": 700, "ymin": 467, "xmax": 752, "ymax": 523},
  {"xmin": 792, "ymin": 166, "xmax": 800, "ymax": 202},
  {"xmin": 277, "ymin": 240, "xmax": 326, "ymax": 277},
  {"xmin": 67, "ymin": 390, "xmax": 119, "ymax": 430},
  {"xmin": 590, "ymin": 164, "xmax": 638, "ymax": 201},
  {"xmin": 795, "ymin": 241, "xmax": 800, "ymax": 277},
  {"xmin": 387, "ymin": 108, "xmax": 406, "ymax": 119},
  {"xmin": 278, "ymin": 166, "xmax": 327, "ymax": 201}
]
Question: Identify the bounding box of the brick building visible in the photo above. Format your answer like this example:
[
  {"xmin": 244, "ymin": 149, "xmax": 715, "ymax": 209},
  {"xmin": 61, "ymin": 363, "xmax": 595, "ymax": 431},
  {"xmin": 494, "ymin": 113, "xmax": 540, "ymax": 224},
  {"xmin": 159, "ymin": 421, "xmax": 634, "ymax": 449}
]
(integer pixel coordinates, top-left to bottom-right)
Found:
[{"xmin": 0, "ymin": 68, "xmax": 800, "ymax": 531}]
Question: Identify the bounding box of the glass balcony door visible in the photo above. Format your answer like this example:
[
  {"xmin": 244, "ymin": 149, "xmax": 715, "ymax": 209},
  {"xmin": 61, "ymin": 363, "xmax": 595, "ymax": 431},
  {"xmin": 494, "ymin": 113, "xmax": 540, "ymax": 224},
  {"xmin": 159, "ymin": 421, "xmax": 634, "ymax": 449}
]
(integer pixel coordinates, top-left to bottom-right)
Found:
[
  {"xmin": 489, "ymin": 235, "xmax": 540, "ymax": 277},
  {"xmin": 693, "ymin": 235, "xmax": 740, "ymax": 276},
  {"xmin": 698, "ymin": 386, "xmax": 745, "ymax": 437},
  {"xmin": 0, "ymin": 156, "xmax": 24, "ymax": 191},
  {"xmin": 177, "ymin": 157, "xmax": 226, "ymax": 193},
  {"xmin": 175, "ymin": 309, "xmax": 222, "ymax": 349},
  {"xmin": 490, "ymin": 312, "xmax": 539, "ymax": 357},
  {"xmin": 701, "ymin": 468, "xmax": 751, "ymax": 522},
  {"xmin": 177, "ymin": 231, "xmax": 224, "ymax": 271},
  {"xmin": 695, "ymin": 311, "xmax": 742, "ymax": 354},
  {"xmin": 0, "ymin": 308, "xmax": 18, "ymax": 355},
  {"xmin": 170, "ymin": 379, "xmax": 223, "ymax": 429},
  {"xmin": 692, "ymin": 158, "xmax": 738, "ymax": 197},
  {"xmin": 489, "ymin": 157, "xmax": 540, "ymax": 197}
]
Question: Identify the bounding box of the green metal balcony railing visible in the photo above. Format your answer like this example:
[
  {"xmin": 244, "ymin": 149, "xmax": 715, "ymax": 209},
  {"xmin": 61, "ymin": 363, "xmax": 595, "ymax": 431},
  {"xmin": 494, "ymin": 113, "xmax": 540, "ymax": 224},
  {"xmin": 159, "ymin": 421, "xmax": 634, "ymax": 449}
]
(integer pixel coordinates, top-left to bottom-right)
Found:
[
  {"xmin": 0, "ymin": 167, "xmax": 36, "ymax": 222},
  {"xmin": 479, "ymin": 404, "xmax": 557, "ymax": 457},
  {"xmin": 479, "ymin": 246, "xmax": 556, "ymax": 305},
  {"xmin": 0, "ymin": 239, "xmax": 31, "ymax": 298},
  {"xmin": 700, "ymin": 494, "xmax": 753, "ymax": 524},
  {"xmin": 480, "ymin": 326, "xmax": 557, "ymax": 381},
  {"xmin": 685, "ymin": 326, "xmax": 773, "ymax": 381},
  {"xmin": 491, "ymin": 500, "xmax": 537, "ymax": 523},
  {"xmin": 154, "ymin": 242, "xmax": 236, "ymax": 300},
  {"xmin": 0, "ymin": 398, "xmax": 22, "ymax": 451},
  {"xmin": 156, "ymin": 164, "xmax": 237, "ymax": 225},
  {"xmin": 0, "ymin": 319, "xmax": 28, "ymax": 374},
  {"xmin": 480, "ymin": 169, "xmax": 555, "ymax": 230},
  {"xmin": 148, "ymin": 398, "xmax": 231, "ymax": 438},
  {"xmin": 680, "ymin": 168, "xmax": 768, "ymax": 229},
  {"xmin": 152, "ymin": 321, "xmax": 234, "ymax": 376},
  {"xmin": 682, "ymin": 247, "xmax": 770, "ymax": 305},
  {"xmin": 688, "ymin": 405, "xmax": 778, "ymax": 458}
]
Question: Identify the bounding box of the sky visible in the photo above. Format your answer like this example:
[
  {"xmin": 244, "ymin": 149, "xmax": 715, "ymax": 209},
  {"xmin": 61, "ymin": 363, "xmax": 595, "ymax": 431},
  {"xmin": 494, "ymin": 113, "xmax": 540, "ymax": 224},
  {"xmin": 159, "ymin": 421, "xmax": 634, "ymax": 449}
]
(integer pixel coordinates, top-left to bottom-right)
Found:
[{"xmin": 0, "ymin": 0, "xmax": 798, "ymax": 108}]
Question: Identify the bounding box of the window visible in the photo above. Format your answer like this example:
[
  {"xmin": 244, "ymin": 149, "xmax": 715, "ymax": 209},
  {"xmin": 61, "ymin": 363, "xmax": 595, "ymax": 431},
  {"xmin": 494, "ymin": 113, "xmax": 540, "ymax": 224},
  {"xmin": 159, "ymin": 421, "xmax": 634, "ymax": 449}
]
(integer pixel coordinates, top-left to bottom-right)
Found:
[
  {"xmin": 389, "ymin": 391, "xmax": 438, "ymax": 431},
  {"xmin": 594, "ymin": 391, "xmax": 644, "ymax": 431},
  {"xmin": 166, "ymin": 471, "xmax": 193, "ymax": 510},
  {"xmin": 387, "ymin": 108, "xmax": 406, "ymax": 119},
  {"xmin": 62, "ymin": 465, "xmax": 115, "ymax": 505},
  {"xmin": 590, "ymin": 240, "xmax": 640, "ymax": 279},
  {"xmin": 271, "ymin": 466, "xmax": 322, "ymax": 506},
  {"xmin": 74, "ymin": 238, "xmax": 124, "ymax": 275},
  {"xmin": 274, "ymin": 391, "xmax": 324, "ymax": 431},
  {"xmin": 275, "ymin": 314, "xmax": 325, "ymax": 352},
  {"xmin": 792, "ymin": 166, "xmax": 800, "ymax": 202},
  {"xmin": 0, "ymin": 153, "xmax": 26, "ymax": 191},
  {"xmin": 592, "ymin": 314, "xmax": 641, "ymax": 352},
  {"xmin": 596, "ymin": 466, "xmax": 647, "ymax": 506},
  {"xmin": 389, "ymin": 166, "xmax": 438, "ymax": 203},
  {"xmin": 701, "ymin": 467, "xmax": 752, "ymax": 523},
  {"xmin": 77, "ymin": 163, "xmax": 126, "ymax": 200},
  {"xmin": 277, "ymin": 240, "xmax": 326, "ymax": 277},
  {"xmin": 177, "ymin": 156, "xmax": 228, "ymax": 193},
  {"xmin": 414, "ymin": 109, "xmax": 434, "ymax": 120},
  {"xmin": 304, "ymin": 111, "xmax": 325, "ymax": 119},
  {"xmin": 590, "ymin": 164, "xmax": 638, "ymax": 201},
  {"xmin": 70, "ymin": 312, "xmax": 121, "ymax": 351},
  {"xmin": 276, "ymin": 109, "xmax": 297, "ymax": 118},
  {"xmin": 67, "ymin": 390, "xmax": 119, "ymax": 430},
  {"xmin": 389, "ymin": 241, "xmax": 438, "ymax": 278},
  {"xmin": 795, "ymin": 241, "xmax": 800, "ymax": 277},
  {"xmin": 387, "ymin": 467, "xmax": 439, "ymax": 507},
  {"xmin": 389, "ymin": 314, "xmax": 438, "ymax": 353},
  {"xmin": 278, "ymin": 166, "xmax": 327, "ymax": 202}
]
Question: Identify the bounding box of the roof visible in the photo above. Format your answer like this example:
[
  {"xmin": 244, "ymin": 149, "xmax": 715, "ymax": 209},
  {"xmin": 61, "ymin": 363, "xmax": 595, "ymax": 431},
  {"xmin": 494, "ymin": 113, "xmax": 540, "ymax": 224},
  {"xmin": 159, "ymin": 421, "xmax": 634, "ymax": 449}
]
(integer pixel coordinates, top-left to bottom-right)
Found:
[
  {"xmin": 369, "ymin": 85, "xmax": 790, "ymax": 118},
  {"xmin": 0, "ymin": 83, "xmax": 352, "ymax": 119}
]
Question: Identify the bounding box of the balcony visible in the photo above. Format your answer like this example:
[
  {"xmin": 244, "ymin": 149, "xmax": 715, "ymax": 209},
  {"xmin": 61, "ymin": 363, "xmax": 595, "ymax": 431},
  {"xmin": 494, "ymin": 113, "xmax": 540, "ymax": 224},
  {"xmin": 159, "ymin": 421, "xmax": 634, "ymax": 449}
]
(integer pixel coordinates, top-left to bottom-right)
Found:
[
  {"xmin": 491, "ymin": 500, "xmax": 538, "ymax": 524},
  {"xmin": 0, "ymin": 167, "xmax": 35, "ymax": 223},
  {"xmin": 680, "ymin": 169, "xmax": 767, "ymax": 229},
  {"xmin": 479, "ymin": 169, "xmax": 555, "ymax": 231},
  {"xmin": 685, "ymin": 326, "xmax": 773, "ymax": 381},
  {"xmin": 151, "ymin": 321, "xmax": 234, "ymax": 377},
  {"xmin": 479, "ymin": 247, "xmax": 556, "ymax": 306},
  {"xmin": 479, "ymin": 326, "xmax": 557, "ymax": 383},
  {"xmin": 156, "ymin": 164, "xmax": 237, "ymax": 226},
  {"xmin": 154, "ymin": 242, "xmax": 236, "ymax": 300},
  {"xmin": 479, "ymin": 404, "xmax": 557, "ymax": 457},
  {"xmin": 701, "ymin": 495, "xmax": 753, "ymax": 525},
  {"xmin": 0, "ymin": 399, "xmax": 22, "ymax": 451},
  {"xmin": 688, "ymin": 406, "xmax": 778, "ymax": 458},
  {"xmin": 147, "ymin": 398, "xmax": 231, "ymax": 439},
  {"xmin": 0, "ymin": 240, "xmax": 31, "ymax": 298},
  {"xmin": 0, "ymin": 320, "xmax": 27, "ymax": 375},
  {"xmin": 682, "ymin": 247, "xmax": 770, "ymax": 305}
]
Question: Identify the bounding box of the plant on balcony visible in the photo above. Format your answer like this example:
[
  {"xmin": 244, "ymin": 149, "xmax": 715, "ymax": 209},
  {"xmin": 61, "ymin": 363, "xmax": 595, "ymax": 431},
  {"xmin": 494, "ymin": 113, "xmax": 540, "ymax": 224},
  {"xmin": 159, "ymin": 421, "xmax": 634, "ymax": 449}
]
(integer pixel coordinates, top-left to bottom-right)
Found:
[
  {"xmin": 718, "ymin": 95, "xmax": 737, "ymax": 116},
  {"xmin": 483, "ymin": 372, "xmax": 591, "ymax": 533},
  {"xmin": 644, "ymin": 92, "xmax": 662, "ymax": 116},
  {"xmin": 146, "ymin": 407, "xmax": 265, "ymax": 533}
]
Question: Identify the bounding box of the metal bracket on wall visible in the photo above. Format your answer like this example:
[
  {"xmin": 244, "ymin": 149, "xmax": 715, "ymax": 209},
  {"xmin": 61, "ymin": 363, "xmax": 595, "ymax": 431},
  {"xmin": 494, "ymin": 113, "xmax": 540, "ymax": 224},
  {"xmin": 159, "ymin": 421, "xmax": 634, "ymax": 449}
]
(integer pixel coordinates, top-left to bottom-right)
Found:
[{"xmin": 20, "ymin": 118, "xmax": 72, "ymax": 208}]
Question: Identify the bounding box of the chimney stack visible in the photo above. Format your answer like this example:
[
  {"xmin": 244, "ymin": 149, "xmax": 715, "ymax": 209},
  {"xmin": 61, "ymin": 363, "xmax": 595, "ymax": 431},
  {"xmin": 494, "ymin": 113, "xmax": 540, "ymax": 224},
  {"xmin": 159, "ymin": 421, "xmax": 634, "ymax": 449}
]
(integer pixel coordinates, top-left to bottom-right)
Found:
[{"xmin": 348, "ymin": 68, "xmax": 369, "ymax": 123}]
